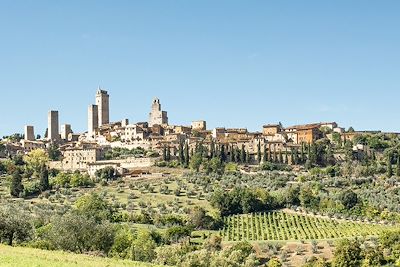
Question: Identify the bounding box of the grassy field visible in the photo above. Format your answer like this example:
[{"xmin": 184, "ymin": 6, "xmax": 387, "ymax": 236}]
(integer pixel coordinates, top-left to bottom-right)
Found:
[
  {"xmin": 221, "ymin": 211, "xmax": 399, "ymax": 242},
  {"xmin": 0, "ymin": 245, "xmax": 161, "ymax": 267}
]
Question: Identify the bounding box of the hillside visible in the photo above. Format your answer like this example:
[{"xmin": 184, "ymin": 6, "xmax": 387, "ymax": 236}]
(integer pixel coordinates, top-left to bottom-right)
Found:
[{"xmin": 0, "ymin": 245, "xmax": 161, "ymax": 267}]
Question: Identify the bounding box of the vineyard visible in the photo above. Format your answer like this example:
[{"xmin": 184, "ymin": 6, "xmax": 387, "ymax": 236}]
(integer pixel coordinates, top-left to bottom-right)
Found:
[{"xmin": 221, "ymin": 211, "xmax": 398, "ymax": 242}]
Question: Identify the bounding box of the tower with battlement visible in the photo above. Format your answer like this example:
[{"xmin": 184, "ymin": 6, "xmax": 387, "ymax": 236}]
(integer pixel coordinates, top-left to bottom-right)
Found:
[
  {"xmin": 149, "ymin": 98, "xmax": 168, "ymax": 127},
  {"xmin": 96, "ymin": 88, "xmax": 109, "ymax": 126}
]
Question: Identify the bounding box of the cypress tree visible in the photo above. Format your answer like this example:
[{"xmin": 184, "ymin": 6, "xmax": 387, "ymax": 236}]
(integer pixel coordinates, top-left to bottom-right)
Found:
[
  {"xmin": 241, "ymin": 145, "xmax": 246, "ymax": 163},
  {"xmin": 166, "ymin": 146, "xmax": 171, "ymax": 161},
  {"xmin": 300, "ymin": 143, "xmax": 305, "ymax": 163},
  {"xmin": 387, "ymin": 155, "xmax": 393, "ymax": 178},
  {"xmin": 210, "ymin": 140, "xmax": 215, "ymax": 158},
  {"xmin": 184, "ymin": 143, "xmax": 190, "ymax": 167},
  {"xmin": 273, "ymin": 148, "xmax": 277, "ymax": 163},
  {"xmin": 285, "ymin": 148, "xmax": 289, "ymax": 164},
  {"xmin": 397, "ymin": 156, "xmax": 400, "ymax": 177},
  {"xmin": 279, "ymin": 149, "xmax": 283, "ymax": 164},
  {"xmin": 162, "ymin": 146, "xmax": 167, "ymax": 161},
  {"xmin": 295, "ymin": 149, "xmax": 299, "ymax": 165},
  {"xmin": 39, "ymin": 164, "xmax": 49, "ymax": 192},
  {"xmin": 230, "ymin": 145, "xmax": 235, "ymax": 162},
  {"xmin": 263, "ymin": 145, "xmax": 268, "ymax": 163},
  {"xmin": 267, "ymin": 146, "xmax": 271, "ymax": 162},
  {"xmin": 257, "ymin": 141, "xmax": 261, "ymax": 163},
  {"xmin": 179, "ymin": 141, "xmax": 184, "ymax": 165},
  {"xmin": 220, "ymin": 145, "xmax": 227, "ymax": 162},
  {"xmin": 10, "ymin": 170, "xmax": 24, "ymax": 197}
]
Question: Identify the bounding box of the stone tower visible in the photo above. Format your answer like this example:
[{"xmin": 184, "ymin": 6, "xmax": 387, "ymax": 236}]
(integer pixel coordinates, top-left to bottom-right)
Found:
[
  {"xmin": 24, "ymin": 125, "xmax": 35, "ymax": 141},
  {"xmin": 149, "ymin": 98, "xmax": 168, "ymax": 127},
  {"xmin": 61, "ymin": 124, "xmax": 72, "ymax": 140},
  {"xmin": 48, "ymin": 110, "xmax": 60, "ymax": 141},
  {"xmin": 95, "ymin": 88, "xmax": 109, "ymax": 127},
  {"xmin": 88, "ymin": 104, "xmax": 98, "ymax": 137}
]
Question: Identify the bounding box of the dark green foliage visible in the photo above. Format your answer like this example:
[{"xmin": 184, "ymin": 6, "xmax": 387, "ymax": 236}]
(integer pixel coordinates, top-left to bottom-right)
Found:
[
  {"xmin": 39, "ymin": 164, "xmax": 50, "ymax": 192},
  {"xmin": 10, "ymin": 170, "xmax": 24, "ymax": 197},
  {"xmin": 0, "ymin": 205, "xmax": 32, "ymax": 246},
  {"xmin": 338, "ymin": 190, "xmax": 358, "ymax": 210},
  {"xmin": 95, "ymin": 166, "xmax": 118, "ymax": 181},
  {"xmin": 184, "ymin": 142, "xmax": 189, "ymax": 167},
  {"xmin": 332, "ymin": 239, "xmax": 361, "ymax": 267},
  {"xmin": 48, "ymin": 211, "xmax": 115, "ymax": 254},
  {"xmin": 48, "ymin": 144, "xmax": 62, "ymax": 161},
  {"xmin": 387, "ymin": 155, "xmax": 393, "ymax": 177},
  {"xmin": 165, "ymin": 226, "xmax": 193, "ymax": 243},
  {"xmin": 210, "ymin": 187, "xmax": 278, "ymax": 216},
  {"xmin": 104, "ymin": 147, "xmax": 146, "ymax": 160}
]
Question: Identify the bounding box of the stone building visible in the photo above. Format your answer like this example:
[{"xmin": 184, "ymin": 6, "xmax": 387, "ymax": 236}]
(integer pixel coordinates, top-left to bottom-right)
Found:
[
  {"xmin": 61, "ymin": 124, "xmax": 72, "ymax": 140},
  {"xmin": 24, "ymin": 125, "xmax": 35, "ymax": 141},
  {"xmin": 286, "ymin": 123, "xmax": 322, "ymax": 144},
  {"xmin": 96, "ymin": 89, "xmax": 110, "ymax": 127},
  {"xmin": 88, "ymin": 104, "xmax": 99, "ymax": 138},
  {"xmin": 61, "ymin": 144, "xmax": 104, "ymax": 171},
  {"xmin": 48, "ymin": 110, "xmax": 60, "ymax": 141},
  {"xmin": 149, "ymin": 98, "xmax": 168, "ymax": 127},
  {"xmin": 192, "ymin": 120, "xmax": 207, "ymax": 131}
]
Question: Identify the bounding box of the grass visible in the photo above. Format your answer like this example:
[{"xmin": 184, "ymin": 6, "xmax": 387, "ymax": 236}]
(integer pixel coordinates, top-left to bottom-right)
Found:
[
  {"xmin": 221, "ymin": 211, "xmax": 400, "ymax": 242},
  {"xmin": 0, "ymin": 245, "xmax": 162, "ymax": 267}
]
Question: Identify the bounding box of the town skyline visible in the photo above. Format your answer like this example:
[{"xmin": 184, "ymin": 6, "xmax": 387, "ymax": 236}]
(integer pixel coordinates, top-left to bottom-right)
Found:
[{"xmin": 2, "ymin": 87, "xmax": 400, "ymax": 137}]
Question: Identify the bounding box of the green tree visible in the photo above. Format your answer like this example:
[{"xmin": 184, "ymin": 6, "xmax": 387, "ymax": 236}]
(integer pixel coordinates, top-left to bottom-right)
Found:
[
  {"xmin": 184, "ymin": 142, "xmax": 190, "ymax": 167},
  {"xmin": 178, "ymin": 141, "xmax": 184, "ymax": 165},
  {"xmin": 162, "ymin": 146, "xmax": 167, "ymax": 161},
  {"xmin": 279, "ymin": 149, "xmax": 283, "ymax": 164},
  {"xmin": 189, "ymin": 153, "xmax": 203, "ymax": 172},
  {"xmin": 209, "ymin": 157, "xmax": 225, "ymax": 175},
  {"xmin": 220, "ymin": 145, "xmax": 227, "ymax": 162},
  {"xmin": 109, "ymin": 226, "xmax": 135, "ymax": 259},
  {"xmin": 10, "ymin": 170, "xmax": 24, "ymax": 197},
  {"xmin": 284, "ymin": 148, "xmax": 289, "ymax": 164},
  {"xmin": 95, "ymin": 166, "xmax": 117, "ymax": 181},
  {"xmin": 387, "ymin": 155, "xmax": 393, "ymax": 178},
  {"xmin": 166, "ymin": 146, "xmax": 171, "ymax": 161},
  {"xmin": 339, "ymin": 190, "xmax": 358, "ymax": 209},
  {"xmin": 48, "ymin": 144, "xmax": 62, "ymax": 161},
  {"xmin": 75, "ymin": 193, "xmax": 114, "ymax": 222},
  {"xmin": 332, "ymin": 239, "xmax": 361, "ymax": 267},
  {"xmin": 257, "ymin": 141, "xmax": 261, "ymax": 163},
  {"xmin": 48, "ymin": 212, "xmax": 115, "ymax": 254},
  {"xmin": 263, "ymin": 145, "xmax": 268, "ymax": 163},
  {"xmin": 39, "ymin": 164, "xmax": 50, "ymax": 191},
  {"xmin": 396, "ymin": 156, "xmax": 400, "ymax": 177},
  {"xmin": 129, "ymin": 230, "xmax": 157, "ymax": 262},
  {"xmin": 0, "ymin": 205, "xmax": 32, "ymax": 246},
  {"xmin": 241, "ymin": 145, "xmax": 246, "ymax": 163}
]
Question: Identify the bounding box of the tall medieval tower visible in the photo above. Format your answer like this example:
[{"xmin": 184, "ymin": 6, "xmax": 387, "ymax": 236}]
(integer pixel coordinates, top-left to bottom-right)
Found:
[
  {"xmin": 149, "ymin": 98, "xmax": 168, "ymax": 127},
  {"xmin": 96, "ymin": 88, "xmax": 109, "ymax": 127}
]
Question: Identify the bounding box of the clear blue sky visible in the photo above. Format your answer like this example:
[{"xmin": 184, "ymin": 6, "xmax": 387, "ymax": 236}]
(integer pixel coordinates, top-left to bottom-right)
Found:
[{"xmin": 1, "ymin": 1, "xmax": 399, "ymax": 137}]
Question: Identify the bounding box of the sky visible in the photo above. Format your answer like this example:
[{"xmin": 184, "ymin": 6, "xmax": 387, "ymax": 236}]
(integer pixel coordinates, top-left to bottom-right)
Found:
[{"xmin": 0, "ymin": 1, "xmax": 400, "ymax": 137}]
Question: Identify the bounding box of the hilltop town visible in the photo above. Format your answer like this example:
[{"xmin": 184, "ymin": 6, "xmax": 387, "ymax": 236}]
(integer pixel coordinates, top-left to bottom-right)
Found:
[{"xmin": 1, "ymin": 88, "xmax": 387, "ymax": 177}]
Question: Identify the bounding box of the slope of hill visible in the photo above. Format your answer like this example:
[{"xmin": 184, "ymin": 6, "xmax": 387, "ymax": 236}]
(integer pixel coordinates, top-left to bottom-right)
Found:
[{"xmin": 0, "ymin": 245, "xmax": 162, "ymax": 267}]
